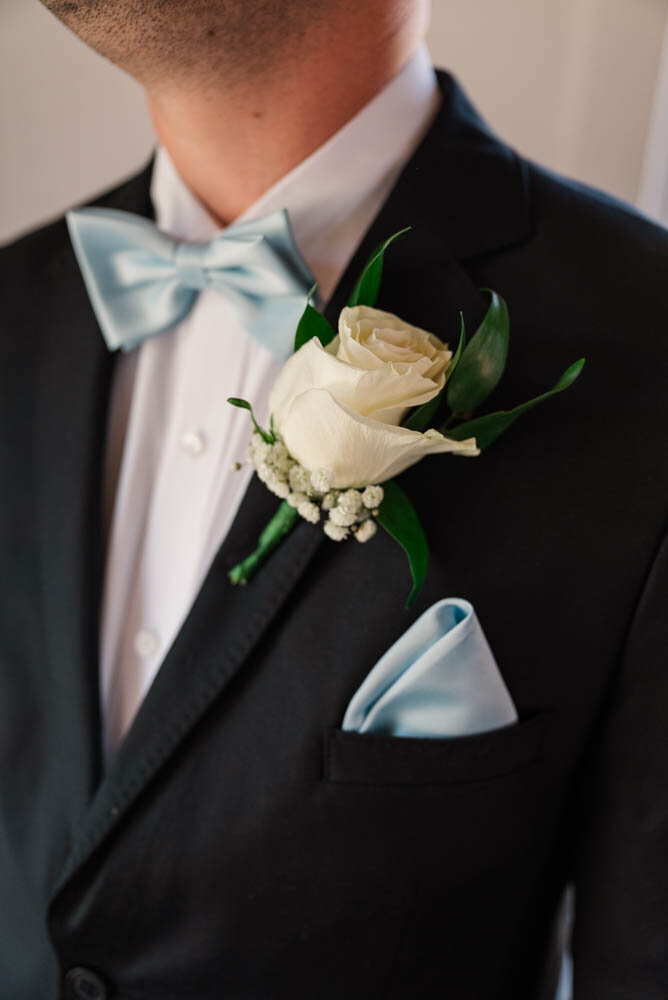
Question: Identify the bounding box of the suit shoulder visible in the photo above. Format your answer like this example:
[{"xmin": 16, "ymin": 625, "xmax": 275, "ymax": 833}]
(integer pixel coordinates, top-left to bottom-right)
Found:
[
  {"xmin": 0, "ymin": 158, "xmax": 154, "ymax": 288},
  {"xmin": 0, "ymin": 214, "xmax": 70, "ymax": 290},
  {"xmin": 489, "ymin": 158, "xmax": 668, "ymax": 334},
  {"xmin": 526, "ymin": 160, "xmax": 668, "ymax": 276}
]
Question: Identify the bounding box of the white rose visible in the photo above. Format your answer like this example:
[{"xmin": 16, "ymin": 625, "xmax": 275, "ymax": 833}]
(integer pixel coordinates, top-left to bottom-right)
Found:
[{"xmin": 269, "ymin": 306, "xmax": 479, "ymax": 489}]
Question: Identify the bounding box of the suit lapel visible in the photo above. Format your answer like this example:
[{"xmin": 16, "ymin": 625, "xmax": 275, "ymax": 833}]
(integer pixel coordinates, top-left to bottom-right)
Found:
[
  {"xmin": 51, "ymin": 476, "xmax": 325, "ymax": 893},
  {"xmin": 49, "ymin": 71, "xmax": 531, "ymax": 898},
  {"xmin": 326, "ymin": 69, "xmax": 530, "ymax": 340}
]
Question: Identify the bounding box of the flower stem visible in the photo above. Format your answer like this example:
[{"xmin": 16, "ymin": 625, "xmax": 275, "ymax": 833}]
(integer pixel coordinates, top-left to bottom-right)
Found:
[{"xmin": 228, "ymin": 501, "xmax": 300, "ymax": 586}]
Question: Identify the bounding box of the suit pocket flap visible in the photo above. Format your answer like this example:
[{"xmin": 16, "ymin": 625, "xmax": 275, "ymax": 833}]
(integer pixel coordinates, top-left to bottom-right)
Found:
[{"xmin": 325, "ymin": 713, "xmax": 549, "ymax": 786}]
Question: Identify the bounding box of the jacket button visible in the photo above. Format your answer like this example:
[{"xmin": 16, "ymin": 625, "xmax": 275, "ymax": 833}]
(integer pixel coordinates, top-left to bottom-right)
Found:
[{"xmin": 63, "ymin": 967, "xmax": 109, "ymax": 1000}]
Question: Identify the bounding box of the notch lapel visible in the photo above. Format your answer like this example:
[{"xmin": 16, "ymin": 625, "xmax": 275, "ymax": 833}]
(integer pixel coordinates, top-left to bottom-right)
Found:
[
  {"xmin": 50, "ymin": 476, "xmax": 325, "ymax": 894},
  {"xmin": 326, "ymin": 69, "xmax": 531, "ymax": 340},
  {"xmin": 49, "ymin": 70, "xmax": 531, "ymax": 899}
]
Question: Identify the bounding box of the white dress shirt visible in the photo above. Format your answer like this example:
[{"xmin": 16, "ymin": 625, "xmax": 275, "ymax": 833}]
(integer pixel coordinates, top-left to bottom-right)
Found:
[{"xmin": 99, "ymin": 44, "xmax": 441, "ymax": 761}]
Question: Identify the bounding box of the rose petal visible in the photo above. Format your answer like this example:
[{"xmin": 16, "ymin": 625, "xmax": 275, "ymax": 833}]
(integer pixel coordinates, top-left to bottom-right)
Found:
[
  {"xmin": 281, "ymin": 387, "xmax": 479, "ymax": 489},
  {"xmin": 270, "ymin": 338, "xmax": 445, "ymax": 431},
  {"xmin": 338, "ymin": 305, "xmax": 451, "ymax": 380}
]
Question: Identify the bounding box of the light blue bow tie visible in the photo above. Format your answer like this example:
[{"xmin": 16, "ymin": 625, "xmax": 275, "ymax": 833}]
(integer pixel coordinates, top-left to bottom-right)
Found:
[{"xmin": 66, "ymin": 206, "xmax": 315, "ymax": 358}]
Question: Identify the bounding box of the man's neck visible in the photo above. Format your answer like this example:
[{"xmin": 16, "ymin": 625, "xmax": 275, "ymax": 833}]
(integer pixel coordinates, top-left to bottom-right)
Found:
[{"xmin": 146, "ymin": 8, "xmax": 428, "ymax": 226}]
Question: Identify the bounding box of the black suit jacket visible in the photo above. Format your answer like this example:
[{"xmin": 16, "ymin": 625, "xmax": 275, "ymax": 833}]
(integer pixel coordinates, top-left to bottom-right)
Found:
[{"xmin": 1, "ymin": 71, "xmax": 667, "ymax": 1000}]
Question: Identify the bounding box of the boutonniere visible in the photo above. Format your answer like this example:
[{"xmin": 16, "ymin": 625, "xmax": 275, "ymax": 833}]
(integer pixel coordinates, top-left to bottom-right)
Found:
[{"xmin": 228, "ymin": 230, "xmax": 585, "ymax": 607}]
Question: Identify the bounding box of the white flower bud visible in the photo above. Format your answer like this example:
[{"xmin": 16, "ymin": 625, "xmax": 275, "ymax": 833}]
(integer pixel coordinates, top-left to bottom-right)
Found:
[
  {"xmin": 268, "ymin": 441, "xmax": 290, "ymax": 472},
  {"xmin": 338, "ymin": 489, "xmax": 362, "ymax": 515},
  {"xmin": 297, "ymin": 499, "xmax": 320, "ymax": 524},
  {"xmin": 355, "ymin": 519, "xmax": 378, "ymax": 543},
  {"xmin": 257, "ymin": 462, "xmax": 273, "ymax": 484},
  {"xmin": 289, "ymin": 464, "xmax": 310, "ymax": 492},
  {"xmin": 287, "ymin": 491, "xmax": 307, "ymax": 508},
  {"xmin": 362, "ymin": 485, "xmax": 384, "ymax": 509},
  {"xmin": 329, "ymin": 506, "xmax": 357, "ymax": 528},
  {"xmin": 310, "ymin": 468, "xmax": 333, "ymax": 493},
  {"xmin": 252, "ymin": 438, "xmax": 271, "ymax": 465},
  {"xmin": 324, "ymin": 519, "xmax": 349, "ymax": 542},
  {"xmin": 267, "ymin": 474, "xmax": 290, "ymax": 499},
  {"xmin": 321, "ymin": 491, "xmax": 339, "ymax": 511}
]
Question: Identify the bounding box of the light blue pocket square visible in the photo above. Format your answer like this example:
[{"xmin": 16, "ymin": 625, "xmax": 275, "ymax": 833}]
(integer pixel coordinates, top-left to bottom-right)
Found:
[{"xmin": 342, "ymin": 599, "xmax": 518, "ymax": 738}]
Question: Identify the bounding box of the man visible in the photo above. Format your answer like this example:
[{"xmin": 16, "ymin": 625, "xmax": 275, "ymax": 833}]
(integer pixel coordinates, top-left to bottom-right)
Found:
[{"xmin": 1, "ymin": 1, "xmax": 666, "ymax": 997}]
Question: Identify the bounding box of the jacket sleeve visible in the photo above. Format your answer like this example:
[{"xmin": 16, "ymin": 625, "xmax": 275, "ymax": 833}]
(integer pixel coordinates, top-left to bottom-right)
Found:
[{"xmin": 572, "ymin": 523, "xmax": 668, "ymax": 998}]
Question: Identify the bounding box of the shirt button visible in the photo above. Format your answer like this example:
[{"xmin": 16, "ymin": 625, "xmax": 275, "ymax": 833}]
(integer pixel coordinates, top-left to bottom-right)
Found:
[
  {"xmin": 63, "ymin": 966, "xmax": 109, "ymax": 1000},
  {"xmin": 133, "ymin": 628, "xmax": 160, "ymax": 659},
  {"xmin": 180, "ymin": 429, "xmax": 207, "ymax": 457}
]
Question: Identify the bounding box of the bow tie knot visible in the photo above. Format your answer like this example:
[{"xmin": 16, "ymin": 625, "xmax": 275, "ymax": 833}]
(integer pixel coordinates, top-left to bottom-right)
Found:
[
  {"xmin": 174, "ymin": 257, "xmax": 210, "ymax": 292},
  {"xmin": 67, "ymin": 206, "xmax": 315, "ymax": 358},
  {"xmin": 178, "ymin": 268, "xmax": 209, "ymax": 291}
]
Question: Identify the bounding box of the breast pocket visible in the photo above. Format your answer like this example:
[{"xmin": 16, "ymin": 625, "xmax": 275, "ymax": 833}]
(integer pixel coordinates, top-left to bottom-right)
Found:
[{"xmin": 324, "ymin": 713, "xmax": 550, "ymax": 787}]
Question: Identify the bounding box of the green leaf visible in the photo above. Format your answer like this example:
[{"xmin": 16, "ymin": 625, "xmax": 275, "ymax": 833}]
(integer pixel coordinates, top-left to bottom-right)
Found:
[
  {"xmin": 347, "ymin": 227, "xmax": 411, "ymax": 308},
  {"xmin": 403, "ymin": 314, "xmax": 466, "ymax": 433},
  {"xmin": 447, "ymin": 358, "xmax": 586, "ymax": 450},
  {"xmin": 376, "ymin": 479, "xmax": 429, "ymax": 609},
  {"xmin": 294, "ymin": 285, "xmax": 336, "ymax": 352},
  {"xmin": 446, "ymin": 311, "xmax": 467, "ymax": 381},
  {"xmin": 227, "ymin": 397, "xmax": 275, "ymax": 443},
  {"xmin": 446, "ymin": 290, "xmax": 510, "ymax": 417}
]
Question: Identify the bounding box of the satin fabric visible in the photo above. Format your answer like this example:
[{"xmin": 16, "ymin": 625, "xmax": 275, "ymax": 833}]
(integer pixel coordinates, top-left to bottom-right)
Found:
[
  {"xmin": 66, "ymin": 206, "xmax": 314, "ymax": 358},
  {"xmin": 342, "ymin": 598, "xmax": 518, "ymax": 738}
]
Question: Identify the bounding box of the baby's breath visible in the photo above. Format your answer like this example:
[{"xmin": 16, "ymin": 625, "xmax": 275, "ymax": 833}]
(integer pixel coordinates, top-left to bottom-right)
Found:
[{"xmin": 247, "ymin": 434, "xmax": 382, "ymax": 543}]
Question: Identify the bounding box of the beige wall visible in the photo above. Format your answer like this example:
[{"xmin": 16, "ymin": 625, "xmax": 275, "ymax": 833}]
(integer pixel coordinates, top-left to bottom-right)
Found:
[
  {"xmin": 1, "ymin": 0, "xmax": 667, "ymax": 243},
  {"xmin": 432, "ymin": 0, "xmax": 668, "ymax": 208},
  {"xmin": 0, "ymin": 0, "xmax": 153, "ymax": 243},
  {"xmin": 639, "ymin": 11, "xmax": 668, "ymax": 219}
]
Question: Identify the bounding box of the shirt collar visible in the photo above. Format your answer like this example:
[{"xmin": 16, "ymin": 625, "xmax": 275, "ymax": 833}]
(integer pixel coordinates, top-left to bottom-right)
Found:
[{"xmin": 150, "ymin": 43, "xmax": 441, "ymax": 301}]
